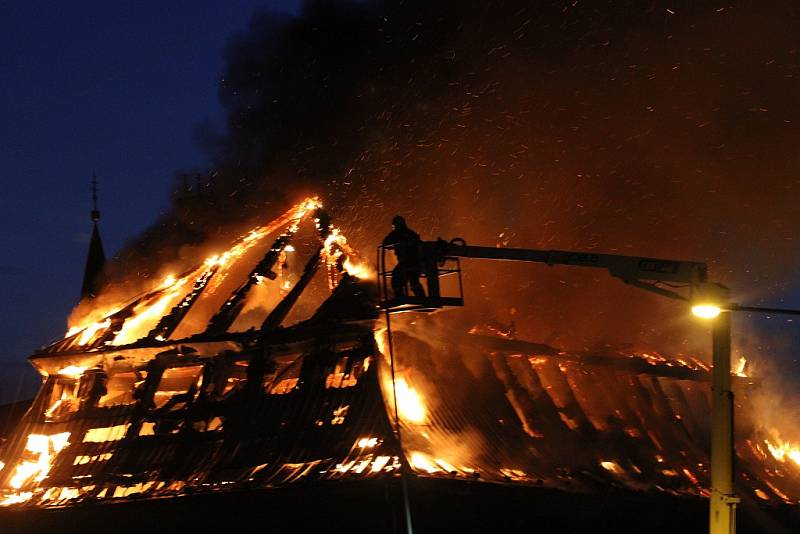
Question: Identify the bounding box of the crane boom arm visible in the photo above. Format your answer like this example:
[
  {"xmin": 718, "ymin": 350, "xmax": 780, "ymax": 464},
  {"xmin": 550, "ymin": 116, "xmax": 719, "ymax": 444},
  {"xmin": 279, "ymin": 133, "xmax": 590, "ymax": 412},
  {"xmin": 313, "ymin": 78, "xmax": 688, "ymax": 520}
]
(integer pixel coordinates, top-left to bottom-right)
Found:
[{"xmin": 429, "ymin": 240, "xmax": 708, "ymax": 291}]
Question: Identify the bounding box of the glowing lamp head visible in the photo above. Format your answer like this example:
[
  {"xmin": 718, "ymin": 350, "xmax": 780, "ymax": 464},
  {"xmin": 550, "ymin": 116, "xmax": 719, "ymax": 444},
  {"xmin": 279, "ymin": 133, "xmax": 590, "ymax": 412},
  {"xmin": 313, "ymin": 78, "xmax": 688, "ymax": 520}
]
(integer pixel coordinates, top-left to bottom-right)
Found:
[
  {"xmin": 690, "ymin": 282, "xmax": 728, "ymax": 320},
  {"xmin": 691, "ymin": 304, "xmax": 722, "ymax": 319}
]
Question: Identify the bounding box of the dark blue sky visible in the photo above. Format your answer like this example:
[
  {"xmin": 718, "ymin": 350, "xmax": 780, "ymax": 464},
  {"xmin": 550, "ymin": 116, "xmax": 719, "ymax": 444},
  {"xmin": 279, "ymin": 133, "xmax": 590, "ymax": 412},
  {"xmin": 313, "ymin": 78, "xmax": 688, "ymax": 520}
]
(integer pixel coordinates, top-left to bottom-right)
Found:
[{"xmin": 0, "ymin": 1, "xmax": 299, "ymax": 400}]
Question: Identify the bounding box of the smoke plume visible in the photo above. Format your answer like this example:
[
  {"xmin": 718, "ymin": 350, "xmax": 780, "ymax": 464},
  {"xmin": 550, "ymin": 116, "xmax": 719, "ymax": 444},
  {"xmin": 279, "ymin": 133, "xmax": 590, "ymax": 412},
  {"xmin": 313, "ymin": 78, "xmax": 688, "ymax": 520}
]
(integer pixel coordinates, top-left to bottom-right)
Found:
[{"xmin": 110, "ymin": 0, "xmax": 799, "ymax": 357}]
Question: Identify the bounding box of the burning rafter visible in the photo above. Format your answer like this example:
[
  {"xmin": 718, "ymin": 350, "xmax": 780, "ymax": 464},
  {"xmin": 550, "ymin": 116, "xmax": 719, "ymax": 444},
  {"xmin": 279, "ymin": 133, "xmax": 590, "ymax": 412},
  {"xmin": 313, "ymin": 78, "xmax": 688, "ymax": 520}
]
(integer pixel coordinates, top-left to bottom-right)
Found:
[
  {"xmin": 261, "ymin": 246, "xmax": 323, "ymax": 331},
  {"xmin": 204, "ymin": 202, "xmax": 326, "ymax": 335},
  {"xmin": 51, "ymin": 198, "xmax": 327, "ymax": 352},
  {"xmin": 147, "ymin": 265, "xmax": 220, "ymax": 341}
]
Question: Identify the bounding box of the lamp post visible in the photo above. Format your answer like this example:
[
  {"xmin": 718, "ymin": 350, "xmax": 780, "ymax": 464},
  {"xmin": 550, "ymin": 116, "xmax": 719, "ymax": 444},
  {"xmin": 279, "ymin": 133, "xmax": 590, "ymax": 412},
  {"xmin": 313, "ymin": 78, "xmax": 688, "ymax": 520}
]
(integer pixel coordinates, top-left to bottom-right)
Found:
[
  {"xmin": 690, "ymin": 284, "xmax": 800, "ymax": 534},
  {"xmin": 693, "ymin": 284, "xmax": 739, "ymax": 534}
]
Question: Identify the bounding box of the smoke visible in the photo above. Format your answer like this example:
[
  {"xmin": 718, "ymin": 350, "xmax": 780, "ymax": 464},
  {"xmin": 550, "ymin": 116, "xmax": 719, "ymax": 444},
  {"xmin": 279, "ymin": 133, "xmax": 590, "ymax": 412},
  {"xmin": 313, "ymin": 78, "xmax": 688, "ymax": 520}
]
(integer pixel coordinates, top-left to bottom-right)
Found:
[{"xmin": 106, "ymin": 1, "xmax": 799, "ymax": 357}]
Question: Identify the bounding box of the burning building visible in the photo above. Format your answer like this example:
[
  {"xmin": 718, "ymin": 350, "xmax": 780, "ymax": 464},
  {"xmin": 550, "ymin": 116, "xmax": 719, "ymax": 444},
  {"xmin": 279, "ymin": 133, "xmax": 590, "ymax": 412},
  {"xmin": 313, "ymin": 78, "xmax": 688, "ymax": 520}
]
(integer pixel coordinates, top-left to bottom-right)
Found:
[{"xmin": 0, "ymin": 196, "xmax": 799, "ymax": 533}]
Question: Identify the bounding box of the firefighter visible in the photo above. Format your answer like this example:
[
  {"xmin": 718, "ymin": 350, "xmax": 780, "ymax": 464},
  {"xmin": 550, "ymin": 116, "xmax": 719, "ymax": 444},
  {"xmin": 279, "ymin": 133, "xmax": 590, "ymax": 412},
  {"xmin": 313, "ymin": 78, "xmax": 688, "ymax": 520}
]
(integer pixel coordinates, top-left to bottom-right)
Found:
[{"xmin": 382, "ymin": 215, "xmax": 425, "ymax": 298}]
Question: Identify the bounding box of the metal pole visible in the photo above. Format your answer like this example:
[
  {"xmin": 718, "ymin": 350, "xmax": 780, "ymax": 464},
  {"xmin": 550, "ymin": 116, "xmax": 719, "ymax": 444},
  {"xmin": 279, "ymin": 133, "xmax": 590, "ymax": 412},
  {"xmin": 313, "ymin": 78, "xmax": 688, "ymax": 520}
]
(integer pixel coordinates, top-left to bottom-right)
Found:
[
  {"xmin": 384, "ymin": 306, "xmax": 415, "ymax": 534},
  {"xmin": 709, "ymin": 287, "xmax": 739, "ymax": 534}
]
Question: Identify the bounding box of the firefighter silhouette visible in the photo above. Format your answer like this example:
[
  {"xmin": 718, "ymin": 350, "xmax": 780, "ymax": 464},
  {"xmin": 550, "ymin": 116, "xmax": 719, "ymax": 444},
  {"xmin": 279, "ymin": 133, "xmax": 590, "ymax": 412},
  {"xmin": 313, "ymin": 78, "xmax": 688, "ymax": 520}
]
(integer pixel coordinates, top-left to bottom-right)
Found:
[{"xmin": 382, "ymin": 215, "xmax": 425, "ymax": 298}]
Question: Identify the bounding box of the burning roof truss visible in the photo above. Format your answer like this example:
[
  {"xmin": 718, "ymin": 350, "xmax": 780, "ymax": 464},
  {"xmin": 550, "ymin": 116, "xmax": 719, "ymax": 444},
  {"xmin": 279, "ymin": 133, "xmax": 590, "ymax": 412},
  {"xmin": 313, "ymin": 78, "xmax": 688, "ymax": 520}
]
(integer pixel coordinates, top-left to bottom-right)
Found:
[{"xmin": 2, "ymin": 198, "xmax": 800, "ymax": 510}]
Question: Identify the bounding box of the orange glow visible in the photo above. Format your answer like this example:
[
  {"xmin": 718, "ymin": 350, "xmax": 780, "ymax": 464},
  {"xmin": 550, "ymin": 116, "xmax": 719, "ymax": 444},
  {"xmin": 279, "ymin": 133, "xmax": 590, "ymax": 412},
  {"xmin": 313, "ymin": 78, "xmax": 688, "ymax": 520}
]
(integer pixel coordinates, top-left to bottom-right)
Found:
[
  {"xmin": 374, "ymin": 328, "xmax": 389, "ymax": 357},
  {"xmin": 112, "ymin": 275, "xmax": 189, "ymax": 345},
  {"xmin": 409, "ymin": 451, "xmax": 440, "ymax": 473},
  {"xmin": 765, "ymin": 437, "xmax": 800, "ymax": 468},
  {"xmin": 499, "ymin": 468, "xmax": 530, "ymax": 481},
  {"xmin": 407, "ymin": 452, "xmax": 469, "ymax": 476},
  {"xmin": 764, "ymin": 480, "xmax": 792, "ymax": 502},
  {"xmin": 735, "ymin": 356, "xmax": 748, "ymax": 378},
  {"xmin": 433, "ymin": 458, "xmax": 457, "ymax": 473},
  {"xmin": 0, "ymin": 492, "xmax": 33, "ymax": 506},
  {"xmin": 600, "ymin": 460, "xmax": 623, "ymax": 475},
  {"xmin": 358, "ymin": 437, "xmax": 379, "ymax": 448},
  {"xmin": 321, "ymin": 226, "xmax": 375, "ymax": 287},
  {"xmin": 10, "ymin": 193, "xmax": 799, "ymax": 509},
  {"xmin": 65, "ymin": 196, "xmax": 323, "ymax": 341},
  {"xmin": 371, "ymin": 456, "xmax": 391, "ymax": 472},
  {"xmin": 70, "ymin": 318, "xmax": 111, "ymax": 346},
  {"xmin": 56, "ymin": 365, "xmax": 87, "ymax": 378},
  {"xmin": 82, "ymin": 424, "xmax": 130, "ymax": 443},
  {"xmin": 342, "ymin": 257, "xmax": 374, "ymax": 279},
  {"xmin": 5, "ymin": 432, "xmax": 70, "ymax": 494},
  {"xmin": 681, "ymin": 468, "xmax": 700, "ymax": 486},
  {"xmin": 393, "ymin": 378, "xmax": 426, "ymax": 424}
]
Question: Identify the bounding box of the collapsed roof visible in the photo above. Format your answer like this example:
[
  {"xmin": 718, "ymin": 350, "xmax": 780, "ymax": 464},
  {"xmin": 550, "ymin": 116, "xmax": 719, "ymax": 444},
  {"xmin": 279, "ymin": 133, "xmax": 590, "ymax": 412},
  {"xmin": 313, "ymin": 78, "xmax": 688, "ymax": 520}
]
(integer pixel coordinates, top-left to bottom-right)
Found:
[{"xmin": 1, "ymin": 198, "xmax": 799, "ymax": 512}]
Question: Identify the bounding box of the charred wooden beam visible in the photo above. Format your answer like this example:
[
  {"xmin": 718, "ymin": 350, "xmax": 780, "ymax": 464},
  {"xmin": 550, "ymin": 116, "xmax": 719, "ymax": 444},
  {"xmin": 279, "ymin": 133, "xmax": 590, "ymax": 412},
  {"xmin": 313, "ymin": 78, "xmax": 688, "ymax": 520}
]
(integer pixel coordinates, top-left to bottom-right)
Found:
[
  {"xmin": 204, "ymin": 233, "xmax": 293, "ymax": 336},
  {"xmin": 261, "ymin": 246, "xmax": 323, "ymax": 332},
  {"xmin": 463, "ymin": 333, "xmax": 718, "ymax": 382},
  {"xmin": 148, "ymin": 266, "xmax": 219, "ymax": 341},
  {"xmin": 40, "ymin": 266, "xmax": 200, "ymax": 354},
  {"xmin": 205, "ymin": 208, "xmax": 328, "ymax": 336}
]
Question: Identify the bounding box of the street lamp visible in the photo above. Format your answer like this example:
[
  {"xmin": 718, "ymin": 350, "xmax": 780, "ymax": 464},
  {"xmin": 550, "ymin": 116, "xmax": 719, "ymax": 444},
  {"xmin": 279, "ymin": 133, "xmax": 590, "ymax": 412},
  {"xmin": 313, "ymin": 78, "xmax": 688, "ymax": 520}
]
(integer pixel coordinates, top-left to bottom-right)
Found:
[
  {"xmin": 691, "ymin": 282, "xmax": 727, "ymax": 319},
  {"xmin": 691, "ymin": 282, "xmax": 738, "ymax": 534},
  {"xmin": 692, "ymin": 305, "xmax": 722, "ymax": 319},
  {"xmin": 689, "ymin": 283, "xmax": 800, "ymax": 534}
]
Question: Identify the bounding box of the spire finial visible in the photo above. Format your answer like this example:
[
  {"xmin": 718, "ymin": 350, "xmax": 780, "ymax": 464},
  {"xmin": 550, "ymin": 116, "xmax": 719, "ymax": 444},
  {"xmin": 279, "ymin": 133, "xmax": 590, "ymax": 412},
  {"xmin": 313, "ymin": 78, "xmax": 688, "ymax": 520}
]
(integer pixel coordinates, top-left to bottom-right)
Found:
[{"xmin": 91, "ymin": 173, "xmax": 100, "ymax": 222}]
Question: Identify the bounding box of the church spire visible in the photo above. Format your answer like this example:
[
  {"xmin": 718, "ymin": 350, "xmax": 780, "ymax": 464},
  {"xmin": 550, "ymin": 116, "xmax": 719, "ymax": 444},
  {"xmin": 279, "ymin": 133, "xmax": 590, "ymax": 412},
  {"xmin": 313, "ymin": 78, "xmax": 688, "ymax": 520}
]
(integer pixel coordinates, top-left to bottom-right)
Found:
[
  {"xmin": 91, "ymin": 173, "xmax": 100, "ymax": 222},
  {"xmin": 81, "ymin": 174, "xmax": 106, "ymax": 299}
]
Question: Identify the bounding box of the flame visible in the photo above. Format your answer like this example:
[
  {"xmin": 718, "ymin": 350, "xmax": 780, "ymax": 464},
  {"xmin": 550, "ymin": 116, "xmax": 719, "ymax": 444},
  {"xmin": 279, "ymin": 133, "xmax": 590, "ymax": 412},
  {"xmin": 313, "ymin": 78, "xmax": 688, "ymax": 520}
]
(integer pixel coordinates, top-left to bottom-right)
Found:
[
  {"xmin": 735, "ymin": 356, "xmax": 748, "ymax": 378},
  {"xmin": 342, "ymin": 257, "xmax": 374, "ymax": 279},
  {"xmin": 433, "ymin": 458, "xmax": 457, "ymax": 473},
  {"xmin": 56, "ymin": 365, "xmax": 87, "ymax": 378},
  {"xmin": 407, "ymin": 452, "xmax": 463, "ymax": 475},
  {"xmin": 394, "ymin": 378, "xmax": 426, "ymax": 424},
  {"xmin": 371, "ymin": 456, "xmax": 391, "ymax": 472},
  {"xmin": 320, "ymin": 226, "xmax": 375, "ymax": 286},
  {"xmin": 6, "ymin": 432, "xmax": 70, "ymax": 491},
  {"xmin": 289, "ymin": 197, "xmax": 322, "ymax": 231},
  {"xmin": 69, "ymin": 318, "xmax": 111, "ymax": 346},
  {"xmin": 0, "ymin": 492, "xmax": 33, "ymax": 506},
  {"xmin": 409, "ymin": 452, "xmax": 440, "ymax": 473},
  {"xmin": 374, "ymin": 328, "xmax": 389, "ymax": 358},
  {"xmin": 44, "ymin": 383, "xmax": 79, "ymax": 419},
  {"xmin": 600, "ymin": 460, "xmax": 623, "ymax": 475},
  {"xmin": 111, "ymin": 276, "xmax": 189, "ymax": 345},
  {"xmin": 765, "ymin": 437, "xmax": 800, "ymax": 468},
  {"xmin": 64, "ymin": 272, "xmax": 183, "ymax": 346},
  {"xmin": 191, "ymin": 197, "xmax": 320, "ymax": 281},
  {"xmin": 65, "ymin": 196, "xmax": 323, "ymax": 341},
  {"xmin": 82, "ymin": 424, "xmax": 130, "ymax": 443},
  {"xmin": 358, "ymin": 437, "xmax": 379, "ymax": 448}
]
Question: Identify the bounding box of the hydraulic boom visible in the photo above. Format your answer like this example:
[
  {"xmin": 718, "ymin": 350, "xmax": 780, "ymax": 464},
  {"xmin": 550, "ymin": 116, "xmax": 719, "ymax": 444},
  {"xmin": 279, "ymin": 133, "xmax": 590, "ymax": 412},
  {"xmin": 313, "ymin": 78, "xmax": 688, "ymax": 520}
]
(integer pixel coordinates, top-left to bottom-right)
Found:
[{"xmin": 420, "ymin": 238, "xmax": 708, "ymax": 304}]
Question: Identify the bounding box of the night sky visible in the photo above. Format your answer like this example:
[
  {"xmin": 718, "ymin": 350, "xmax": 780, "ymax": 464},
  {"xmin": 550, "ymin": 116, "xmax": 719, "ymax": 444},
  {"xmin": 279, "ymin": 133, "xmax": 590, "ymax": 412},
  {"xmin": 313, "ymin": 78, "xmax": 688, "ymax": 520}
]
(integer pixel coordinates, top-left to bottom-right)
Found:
[
  {"xmin": 0, "ymin": 1, "xmax": 299, "ymax": 401},
  {"xmin": 0, "ymin": 1, "xmax": 799, "ymax": 405}
]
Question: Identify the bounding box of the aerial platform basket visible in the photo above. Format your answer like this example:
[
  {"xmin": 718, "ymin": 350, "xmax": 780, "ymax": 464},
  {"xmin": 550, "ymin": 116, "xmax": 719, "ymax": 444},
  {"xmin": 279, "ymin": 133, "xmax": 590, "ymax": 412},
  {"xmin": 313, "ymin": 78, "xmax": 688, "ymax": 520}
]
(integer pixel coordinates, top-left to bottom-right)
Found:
[{"xmin": 377, "ymin": 242, "xmax": 464, "ymax": 313}]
